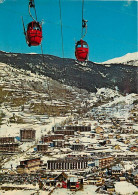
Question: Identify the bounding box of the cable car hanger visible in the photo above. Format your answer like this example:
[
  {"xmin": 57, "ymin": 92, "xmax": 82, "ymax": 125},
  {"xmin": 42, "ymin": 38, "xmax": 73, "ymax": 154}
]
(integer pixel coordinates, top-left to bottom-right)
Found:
[
  {"xmin": 81, "ymin": 19, "xmax": 88, "ymax": 40},
  {"xmin": 22, "ymin": 0, "xmax": 42, "ymax": 47},
  {"xmin": 81, "ymin": 0, "xmax": 88, "ymax": 40},
  {"xmin": 28, "ymin": 0, "xmax": 38, "ymax": 21},
  {"xmin": 75, "ymin": 0, "xmax": 89, "ymax": 62}
]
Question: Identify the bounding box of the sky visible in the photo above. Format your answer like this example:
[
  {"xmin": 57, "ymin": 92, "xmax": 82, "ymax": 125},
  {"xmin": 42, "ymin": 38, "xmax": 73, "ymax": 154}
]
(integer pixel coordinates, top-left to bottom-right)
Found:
[{"xmin": 0, "ymin": 0, "xmax": 137, "ymax": 62}]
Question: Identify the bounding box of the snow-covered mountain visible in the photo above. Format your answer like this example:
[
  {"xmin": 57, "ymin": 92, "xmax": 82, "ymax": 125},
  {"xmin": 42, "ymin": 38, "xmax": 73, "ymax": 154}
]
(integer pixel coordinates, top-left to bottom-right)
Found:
[
  {"xmin": 0, "ymin": 51, "xmax": 137, "ymax": 94},
  {"xmin": 102, "ymin": 52, "xmax": 138, "ymax": 66}
]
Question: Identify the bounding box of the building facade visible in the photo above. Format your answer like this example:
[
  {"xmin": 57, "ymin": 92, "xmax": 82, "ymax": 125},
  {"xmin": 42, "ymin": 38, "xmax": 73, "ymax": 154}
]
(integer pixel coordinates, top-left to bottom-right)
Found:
[
  {"xmin": 53, "ymin": 140, "xmax": 65, "ymax": 147},
  {"xmin": 54, "ymin": 130, "xmax": 74, "ymax": 136},
  {"xmin": 66, "ymin": 125, "xmax": 91, "ymax": 132},
  {"xmin": 41, "ymin": 134, "xmax": 64, "ymax": 143},
  {"xmin": 20, "ymin": 128, "xmax": 36, "ymax": 142},
  {"xmin": 0, "ymin": 137, "xmax": 15, "ymax": 144},
  {"xmin": 0, "ymin": 143, "xmax": 19, "ymax": 153},
  {"xmin": 95, "ymin": 156, "xmax": 114, "ymax": 168},
  {"xmin": 47, "ymin": 156, "xmax": 89, "ymax": 170},
  {"xmin": 16, "ymin": 158, "xmax": 42, "ymax": 174},
  {"xmin": 37, "ymin": 144, "xmax": 49, "ymax": 153}
]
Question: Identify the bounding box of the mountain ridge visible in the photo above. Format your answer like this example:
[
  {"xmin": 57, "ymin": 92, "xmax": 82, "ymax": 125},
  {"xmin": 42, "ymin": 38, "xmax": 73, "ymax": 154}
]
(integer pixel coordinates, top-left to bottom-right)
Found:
[
  {"xmin": 0, "ymin": 51, "xmax": 137, "ymax": 94},
  {"xmin": 101, "ymin": 52, "xmax": 138, "ymax": 66}
]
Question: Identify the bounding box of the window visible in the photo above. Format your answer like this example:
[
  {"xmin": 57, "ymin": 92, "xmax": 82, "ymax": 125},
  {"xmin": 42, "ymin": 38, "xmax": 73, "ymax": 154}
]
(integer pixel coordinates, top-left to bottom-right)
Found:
[
  {"xmin": 83, "ymin": 44, "xmax": 88, "ymax": 48},
  {"xmin": 77, "ymin": 44, "xmax": 81, "ymax": 48}
]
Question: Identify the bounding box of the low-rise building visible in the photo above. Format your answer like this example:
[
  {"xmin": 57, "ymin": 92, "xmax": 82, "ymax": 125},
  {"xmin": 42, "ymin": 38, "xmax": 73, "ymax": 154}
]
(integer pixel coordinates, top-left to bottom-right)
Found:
[
  {"xmin": 20, "ymin": 128, "xmax": 36, "ymax": 142},
  {"xmin": 37, "ymin": 144, "xmax": 49, "ymax": 153},
  {"xmin": 0, "ymin": 137, "xmax": 15, "ymax": 143},
  {"xmin": 95, "ymin": 127, "xmax": 104, "ymax": 134},
  {"xmin": 111, "ymin": 165, "xmax": 123, "ymax": 176},
  {"xmin": 71, "ymin": 143, "xmax": 85, "ymax": 151},
  {"xmin": 95, "ymin": 156, "xmax": 114, "ymax": 168},
  {"xmin": 0, "ymin": 143, "xmax": 19, "ymax": 153},
  {"xmin": 16, "ymin": 158, "xmax": 42, "ymax": 174},
  {"xmin": 113, "ymin": 145, "xmax": 121, "ymax": 150},
  {"xmin": 54, "ymin": 130, "xmax": 74, "ymax": 136},
  {"xmin": 65, "ymin": 125, "xmax": 91, "ymax": 132},
  {"xmin": 53, "ymin": 140, "xmax": 65, "ymax": 147},
  {"xmin": 41, "ymin": 134, "xmax": 64, "ymax": 143},
  {"xmin": 130, "ymin": 146, "xmax": 138, "ymax": 152},
  {"xmin": 47, "ymin": 155, "xmax": 89, "ymax": 170}
]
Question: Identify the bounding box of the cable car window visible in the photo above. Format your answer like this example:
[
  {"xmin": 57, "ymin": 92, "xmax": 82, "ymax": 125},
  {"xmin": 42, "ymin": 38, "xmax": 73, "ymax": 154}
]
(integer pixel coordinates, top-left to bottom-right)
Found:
[
  {"xmin": 33, "ymin": 26, "xmax": 40, "ymax": 30},
  {"xmin": 83, "ymin": 44, "xmax": 88, "ymax": 48},
  {"xmin": 77, "ymin": 44, "xmax": 81, "ymax": 48}
]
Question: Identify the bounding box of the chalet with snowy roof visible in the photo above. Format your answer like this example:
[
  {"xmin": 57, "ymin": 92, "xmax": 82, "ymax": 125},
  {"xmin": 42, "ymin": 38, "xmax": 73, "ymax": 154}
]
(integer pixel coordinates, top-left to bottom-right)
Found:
[
  {"xmin": 16, "ymin": 158, "xmax": 43, "ymax": 174},
  {"xmin": 105, "ymin": 140, "xmax": 111, "ymax": 144},
  {"xmin": 55, "ymin": 172, "xmax": 68, "ymax": 182},
  {"xmin": 20, "ymin": 128, "xmax": 36, "ymax": 142},
  {"xmin": 123, "ymin": 139, "xmax": 130, "ymax": 144},
  {"xmin": 95, "ymin": 126, "xmax": 104, "ymax": 134},
  {"xmin": 99, "ymin": 134, "xmax": 105, "ymax": 140},
  {"xmin": 116, "ymin": 134, "xmax": 121, "ymax": 139},
  {"xmin": 110, "ymin": 165, "xmax": 123, "ymax": 176},
  {"xmin": 113, "ymin": 145, "xmax": 121, "ymax": 150},
  {"xmin": 108, "ymin": 134, "xmax": 114, "ymax": 139}
]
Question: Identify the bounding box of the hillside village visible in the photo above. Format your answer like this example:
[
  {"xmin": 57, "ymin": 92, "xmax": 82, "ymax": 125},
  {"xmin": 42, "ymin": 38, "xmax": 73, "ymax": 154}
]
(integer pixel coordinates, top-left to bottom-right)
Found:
[{"xmin": 0, "ymin": 61, "xmax": 138, "ymax": 195}]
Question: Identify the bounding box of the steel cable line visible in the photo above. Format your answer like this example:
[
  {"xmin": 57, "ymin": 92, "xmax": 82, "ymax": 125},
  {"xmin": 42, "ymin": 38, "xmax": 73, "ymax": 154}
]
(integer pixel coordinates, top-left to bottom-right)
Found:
[
  {"xmin": 0, "ymin": 2, "xmax": 137, "ymax": 56},
  {"xmin": 0, "ymin": 4, "xmax": 137, "ymax": 48},
  {"xmin": 59, "ymin": 0, "xmax": 64, "ymax": 59}
]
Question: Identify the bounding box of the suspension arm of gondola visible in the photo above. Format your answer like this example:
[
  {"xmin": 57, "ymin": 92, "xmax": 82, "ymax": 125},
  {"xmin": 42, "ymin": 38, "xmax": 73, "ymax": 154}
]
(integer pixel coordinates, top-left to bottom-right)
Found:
[
  {"xmin": 28, "ymin": 0, "xmax": 37, "ymax": 21},
  {"xmin": 81, "ymin": 0, "xmax": 88, "ymax": 39},
  {"xmin": 81, "ymin": 0, "xmax": 84, "ymax": 38},
  {"xmin": 21, "ymin": 16, "xmax": 26, "ymax": 35},
  {"xmin": 81, "ymin": 19, "xmax": 88, "ymax": 39}
]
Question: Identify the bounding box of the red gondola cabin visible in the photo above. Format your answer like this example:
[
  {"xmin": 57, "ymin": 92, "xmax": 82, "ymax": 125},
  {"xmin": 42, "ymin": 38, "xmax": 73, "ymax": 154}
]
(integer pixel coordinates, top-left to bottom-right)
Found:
[
  {"xmin": 75, "ymin": 40, "xmax": 89, "ymax": 62},
  {"xmin": 26, "ymin": 21, "xmax": 42, "ymax": 46}
]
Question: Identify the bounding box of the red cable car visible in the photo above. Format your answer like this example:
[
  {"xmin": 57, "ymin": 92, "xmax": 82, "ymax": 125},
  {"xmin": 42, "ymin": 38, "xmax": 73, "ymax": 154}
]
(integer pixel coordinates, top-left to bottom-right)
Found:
[
  {"xmin": 75, "ymin": 39, "xmax": 89, "ymax": 62},
  {"xmin": 26, "ymin": 21, "xmax": 42, "ymax": 47}
]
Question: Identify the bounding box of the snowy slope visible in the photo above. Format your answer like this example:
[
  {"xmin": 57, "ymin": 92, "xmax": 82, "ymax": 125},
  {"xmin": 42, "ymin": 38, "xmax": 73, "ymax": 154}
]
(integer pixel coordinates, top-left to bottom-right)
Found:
[
  {"xmin": 102, "ymin": 52, "xmax": 138, "ymax": 66},
  {"xmin": 0, "ymin": 50, "xmax": 137, "ymax": 93}
]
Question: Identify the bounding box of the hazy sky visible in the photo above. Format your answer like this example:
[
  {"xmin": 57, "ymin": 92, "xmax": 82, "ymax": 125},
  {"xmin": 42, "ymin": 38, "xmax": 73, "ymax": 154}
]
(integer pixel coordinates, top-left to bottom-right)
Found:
[{"xmin": 0, "ymin": 0, "xmax": 137, "ymax": 62}]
